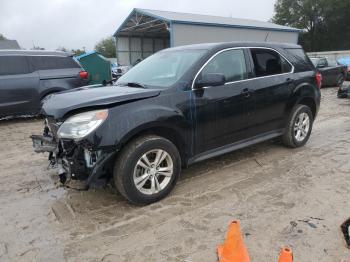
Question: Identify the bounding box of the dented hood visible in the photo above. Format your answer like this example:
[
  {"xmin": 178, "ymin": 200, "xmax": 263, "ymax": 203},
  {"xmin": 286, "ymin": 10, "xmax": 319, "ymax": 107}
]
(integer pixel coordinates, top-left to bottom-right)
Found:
[{"xmin": 41, "ymin": 85, "xmax": 161, "ymax": 119}]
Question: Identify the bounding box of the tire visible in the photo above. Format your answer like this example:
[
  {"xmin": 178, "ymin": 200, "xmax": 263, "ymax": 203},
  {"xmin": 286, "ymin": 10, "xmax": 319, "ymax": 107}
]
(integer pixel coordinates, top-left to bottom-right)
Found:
[
  {"xmin": 336, "ymin": 74, "xmax": 345, "ymax": 87},
  {"xmin": 113, "ymin": 135, "xmax": 181, "ymax": 205},
  {"xmin": 282, "ymin": 104, "xmax": 314, "ymax": 148}
]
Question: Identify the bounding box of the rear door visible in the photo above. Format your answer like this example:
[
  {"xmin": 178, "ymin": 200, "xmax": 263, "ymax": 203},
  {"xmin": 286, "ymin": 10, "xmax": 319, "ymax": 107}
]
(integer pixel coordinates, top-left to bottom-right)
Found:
[
  {"xmin": 193, "ymin": 48, "xmax": 253, "ymax": 154},
  {"xmin": 244, "ymin": 48, "xmax": 295, "ymax": 135},
  {"xmin": 28, "ymin": 56, "xmax": 85, "ymax": 89},
  {"xmin": 0, "ymin": 56, "xmax": 39, "ymax": 117}
]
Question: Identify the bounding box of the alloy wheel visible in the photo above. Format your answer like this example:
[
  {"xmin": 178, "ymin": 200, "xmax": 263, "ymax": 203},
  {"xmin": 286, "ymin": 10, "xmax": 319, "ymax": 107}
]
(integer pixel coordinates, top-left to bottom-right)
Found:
[
  {"xmin": 294, "ymin": 112, "xmax": 310, "ymax": 142},
  {"xmin": 133, "ymin": 149, "xmax": 173, "ymax": 195}
]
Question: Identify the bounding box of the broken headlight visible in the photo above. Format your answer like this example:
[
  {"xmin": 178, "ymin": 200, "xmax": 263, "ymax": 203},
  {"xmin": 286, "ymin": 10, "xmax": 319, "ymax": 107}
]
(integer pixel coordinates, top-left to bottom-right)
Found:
[{"xmin": 57, "ymin": 109, "xmax": 108, "ymax": 140}]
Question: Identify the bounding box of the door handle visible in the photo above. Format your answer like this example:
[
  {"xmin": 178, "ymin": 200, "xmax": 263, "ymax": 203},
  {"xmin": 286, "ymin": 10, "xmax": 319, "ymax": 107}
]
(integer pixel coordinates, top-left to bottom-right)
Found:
[{"xmin": 241, "ymin": 88, "xmax": 253, "ymax": 98}]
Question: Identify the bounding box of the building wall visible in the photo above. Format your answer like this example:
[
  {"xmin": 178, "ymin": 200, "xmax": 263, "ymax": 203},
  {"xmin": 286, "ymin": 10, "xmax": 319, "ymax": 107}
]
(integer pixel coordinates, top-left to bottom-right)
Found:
[
  {"xmin": 171, "ymin": 23, "xmax": 299, "ymax": 47},
  {"xmin": 116, "ymin": 36, "xmax": 169, "ymax": 65}
]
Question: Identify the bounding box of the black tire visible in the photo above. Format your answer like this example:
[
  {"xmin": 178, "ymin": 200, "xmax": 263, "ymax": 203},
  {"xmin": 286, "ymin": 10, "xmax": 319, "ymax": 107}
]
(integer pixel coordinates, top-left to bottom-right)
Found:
[
  {"xmin": 336, "ymin": 74, "xmax": 345, "ymax": 87},
  {"xmin": 113, "ymin": 135, "xmax": 181, "ymax": 205},
  {"xmin": 282, "ymin": 104, "xmax": 314, "ymax": 148}
]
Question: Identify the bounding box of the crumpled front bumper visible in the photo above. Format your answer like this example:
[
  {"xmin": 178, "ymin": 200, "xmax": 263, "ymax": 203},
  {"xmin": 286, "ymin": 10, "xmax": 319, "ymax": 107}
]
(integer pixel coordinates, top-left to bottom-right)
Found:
[{"xmin": 30, "ymin": 128, "xmax": 115, "ymax": 189}]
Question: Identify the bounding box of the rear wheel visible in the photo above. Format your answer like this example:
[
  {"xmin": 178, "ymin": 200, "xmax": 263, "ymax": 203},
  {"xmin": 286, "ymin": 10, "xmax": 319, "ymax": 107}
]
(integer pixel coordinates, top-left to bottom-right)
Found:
[
  {"xmin": 114, "ymin": 135, "xmax": 181, "ymax": 204},
  {"xmin": 282, "ymin": 104, "xmax": 314, "ymax": 148},
  {"xmin": 336, "ymin": 74, "xmax": 345, "ymax": 87}
]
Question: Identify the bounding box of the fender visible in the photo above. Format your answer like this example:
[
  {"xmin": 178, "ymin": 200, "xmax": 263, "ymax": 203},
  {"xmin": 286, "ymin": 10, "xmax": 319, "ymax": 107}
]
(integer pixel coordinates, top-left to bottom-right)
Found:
[
  {"xmin": 284, "ymin": 81, "xmax": 320, "ymax": 119},
  {"xmin": 87, "ymin": 101, "xmax": 192, "ymax": 159}
]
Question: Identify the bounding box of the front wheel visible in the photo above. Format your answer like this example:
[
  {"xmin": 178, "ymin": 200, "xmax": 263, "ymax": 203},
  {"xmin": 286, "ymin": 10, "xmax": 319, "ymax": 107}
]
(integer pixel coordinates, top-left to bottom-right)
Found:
[
  {"xmin": 282, "ymin": 104, "xmax": 314, "ymax": 148},
  {"xmin": 114, "ymin": 135, "xmax": 181, "ymax": 204}
]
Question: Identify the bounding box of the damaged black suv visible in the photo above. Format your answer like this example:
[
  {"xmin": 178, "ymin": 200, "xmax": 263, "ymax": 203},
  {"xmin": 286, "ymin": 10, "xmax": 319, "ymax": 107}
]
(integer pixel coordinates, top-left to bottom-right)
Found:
[{"xmin": 31, "ymin": 42, "xmax": 321, "ymax": 204}]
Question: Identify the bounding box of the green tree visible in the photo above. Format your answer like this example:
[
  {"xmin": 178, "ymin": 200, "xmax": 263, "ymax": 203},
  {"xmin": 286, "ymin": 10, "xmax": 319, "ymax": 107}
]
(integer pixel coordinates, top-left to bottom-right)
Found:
[
  {"xmin": 31, "ymin": 45, "xmax": 45, "ymax": 50},
  {"xmin": 71, "ymin": 48, "xmax": 85, "ymax": 56},
  {"xmin": 94, "ymin": 37, "xmax": 116, "ymax": 58},
  {"xmin": 272, "ymin": 0, "xmax": 350, "ymax": 51},
  {"xmin": 0, "ymin": 34, "xmax": 7, "ymax": 40},
  {"xmin": 56, "ymin": 46, "xmax": 68, "ymax": 52}
]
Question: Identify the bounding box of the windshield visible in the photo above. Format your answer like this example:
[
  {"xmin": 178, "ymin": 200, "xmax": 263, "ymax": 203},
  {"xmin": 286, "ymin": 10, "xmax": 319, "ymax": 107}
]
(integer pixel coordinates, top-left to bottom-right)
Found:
[{"xmin": 116, "ymin": 49, "xmax": 206, "ymax": 88}]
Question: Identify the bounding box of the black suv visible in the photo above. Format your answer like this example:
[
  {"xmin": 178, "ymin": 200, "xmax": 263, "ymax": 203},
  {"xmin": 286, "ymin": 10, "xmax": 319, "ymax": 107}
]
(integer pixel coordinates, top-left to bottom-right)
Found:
[
  {"xmin": 31, "ymin": 42, "xmax": 321, "ymax": 204},
  {"xmin": 0, "ymin": 50, "xmax": 88, "ymax": 118}
]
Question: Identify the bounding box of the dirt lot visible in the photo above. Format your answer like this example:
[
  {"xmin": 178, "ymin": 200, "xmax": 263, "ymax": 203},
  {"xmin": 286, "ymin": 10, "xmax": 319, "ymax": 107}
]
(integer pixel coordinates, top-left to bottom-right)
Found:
[{"xmin": 1, "ymin": 86, "xmax": 350, "ymax": 262}]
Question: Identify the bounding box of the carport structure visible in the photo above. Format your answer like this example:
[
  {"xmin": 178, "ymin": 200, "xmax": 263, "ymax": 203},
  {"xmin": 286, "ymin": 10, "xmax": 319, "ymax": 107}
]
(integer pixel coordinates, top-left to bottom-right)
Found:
[{"xmin": 114, "ymin": 8, "xmax": 300, "ymax": 65}]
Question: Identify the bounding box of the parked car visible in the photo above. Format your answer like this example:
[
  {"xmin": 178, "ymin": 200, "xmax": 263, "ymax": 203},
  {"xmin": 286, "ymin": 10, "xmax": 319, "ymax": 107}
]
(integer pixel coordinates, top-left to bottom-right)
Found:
[
  {"xmin": 111, "ymin": 63, "xmax": 132, "ymax": 80},
  {"xmin": 309, "ymin": 56, "xmax": 347, "ymax": 87},
  {"xmin": 31, "ymin": 42, "xmax": 321, "ymax": 204},
  {"xmin": 337, "ymin": 57, "xmax": 350, "ymax": 80},
  {"xmin": 0, "ymin": 50, "xmax": 89, "ymax": 118}
]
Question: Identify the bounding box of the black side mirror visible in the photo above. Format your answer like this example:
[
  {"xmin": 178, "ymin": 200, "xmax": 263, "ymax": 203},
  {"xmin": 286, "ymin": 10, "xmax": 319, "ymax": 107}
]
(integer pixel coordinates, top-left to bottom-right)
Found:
[{"xmin": 195, "ymin": 73, "xmax": 225, "ymax": 89}]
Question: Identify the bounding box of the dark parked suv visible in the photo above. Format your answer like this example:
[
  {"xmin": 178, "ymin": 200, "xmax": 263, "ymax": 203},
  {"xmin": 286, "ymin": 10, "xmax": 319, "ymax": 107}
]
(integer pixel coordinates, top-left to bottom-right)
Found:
[
  {"xmin": 0, "ymin": 50, "xmax": 88, "ymax": 118},
  {"xmin": 31, "ymin": 42, "xmax": 321, "ymax": 204}
]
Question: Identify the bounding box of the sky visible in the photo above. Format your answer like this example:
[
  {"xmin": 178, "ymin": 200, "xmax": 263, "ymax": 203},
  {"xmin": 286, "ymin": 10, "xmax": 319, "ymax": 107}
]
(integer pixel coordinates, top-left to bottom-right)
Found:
[{"xmin": 0, "ymin": 0, "xmax": 277, "ymax": 51}]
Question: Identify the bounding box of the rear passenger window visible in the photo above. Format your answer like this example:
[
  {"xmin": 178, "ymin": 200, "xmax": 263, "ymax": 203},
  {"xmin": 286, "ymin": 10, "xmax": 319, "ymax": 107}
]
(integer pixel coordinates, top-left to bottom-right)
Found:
[
  {"xmin": 28, "ymin": 56, "xmax": 80, "ymax": 70},
  {"xmin": 250, "ymin": 49, "xmax": 291, "ymax": 77},
  {"xmin": 281, "ymin": 57, "xmax": 293, "ymax": 73},
  {"xmin": 201, "ymin": 49, "xmax": 248, "ymax": 83},
  {"xmin": 285, "ymin": 48, "xmax": 314, "ymax": 72},
  {"xmin": 0, "ymin": 56, "xmax": 30, "ymax": 75}
]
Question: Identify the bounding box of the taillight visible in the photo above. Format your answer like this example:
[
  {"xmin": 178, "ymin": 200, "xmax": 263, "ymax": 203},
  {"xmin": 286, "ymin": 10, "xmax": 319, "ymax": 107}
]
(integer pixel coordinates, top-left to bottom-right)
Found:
[
  {"xmin": 79, "ymin": 71, "xmax": 89, "ymax": 79},
  {"xmin": 316, "ymin": 72, "xmax": 322, "ymax": 89},
  {"xmin": 348, "ymin": 66, "xmax": 350, "ymax": 72}
]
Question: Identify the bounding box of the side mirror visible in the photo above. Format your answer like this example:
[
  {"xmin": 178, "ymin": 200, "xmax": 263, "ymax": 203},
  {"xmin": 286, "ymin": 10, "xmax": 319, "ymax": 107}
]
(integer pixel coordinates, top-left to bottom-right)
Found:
[
  {"xmin": 317, "ymin": 63, "xmax": 326, "ymax": 68},
  {"xmin": 195, "ymin": 73, "xmax": 225, "ymax": 89}
]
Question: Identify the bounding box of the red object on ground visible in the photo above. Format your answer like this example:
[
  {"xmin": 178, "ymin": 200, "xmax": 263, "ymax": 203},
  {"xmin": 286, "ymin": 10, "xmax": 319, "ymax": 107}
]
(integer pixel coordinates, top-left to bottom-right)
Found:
[
  {"xmin": 278, "ymin": 247, "xmax": 293, "ymax": 262},
  {"xmin": 217, "ymin": 220, "xmax": 251, "ymax": 262}
]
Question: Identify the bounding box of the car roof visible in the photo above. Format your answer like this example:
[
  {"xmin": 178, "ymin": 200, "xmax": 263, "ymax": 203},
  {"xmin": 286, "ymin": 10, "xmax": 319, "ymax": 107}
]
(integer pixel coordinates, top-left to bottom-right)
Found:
[
  {"xmin": 164, "ymin": 41, "xmax": 301, "ymax": 52},
  {"xmin": 0, "ymin": 49, "xmax": 73, "ymax": 57}
]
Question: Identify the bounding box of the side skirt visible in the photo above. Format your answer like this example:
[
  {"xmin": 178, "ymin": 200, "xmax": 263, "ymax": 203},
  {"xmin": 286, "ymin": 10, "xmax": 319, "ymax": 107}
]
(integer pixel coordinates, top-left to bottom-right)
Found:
[{"xmin": 187, "ymin": 129, "xmax": 284, "ymax": 165}]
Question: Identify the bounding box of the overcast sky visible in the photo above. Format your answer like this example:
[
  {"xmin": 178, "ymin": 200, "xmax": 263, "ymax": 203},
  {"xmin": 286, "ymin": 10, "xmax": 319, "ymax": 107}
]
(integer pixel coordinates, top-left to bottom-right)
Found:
[{"xmin": 0, "ymin": 0, "xmax": 276, "ymax": 51}]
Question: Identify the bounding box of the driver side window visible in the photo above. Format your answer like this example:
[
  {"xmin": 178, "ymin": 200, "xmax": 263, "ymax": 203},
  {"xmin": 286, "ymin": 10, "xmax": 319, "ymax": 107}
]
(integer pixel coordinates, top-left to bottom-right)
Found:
[{"xmin": 201, "ymin": 49, "xmax": 248, "ymax": 83}]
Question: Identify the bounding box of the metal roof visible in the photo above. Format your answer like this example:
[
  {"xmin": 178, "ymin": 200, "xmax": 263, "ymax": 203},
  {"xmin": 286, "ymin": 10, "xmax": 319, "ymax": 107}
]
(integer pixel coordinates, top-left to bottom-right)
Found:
[
  {"xmin": 164, "ymin": 41, "xmax": 301, "ymax": 51},
  {"xmin": 0, "ymin": 50, "xmax": 72, "ymax": 56},
  {"xmin": 0, "ymin": 40, "xmax": 21, "ymax": 50},
  {"xmin": 114, "ymin": 8, "xmax": 300, "ymax": 36}
]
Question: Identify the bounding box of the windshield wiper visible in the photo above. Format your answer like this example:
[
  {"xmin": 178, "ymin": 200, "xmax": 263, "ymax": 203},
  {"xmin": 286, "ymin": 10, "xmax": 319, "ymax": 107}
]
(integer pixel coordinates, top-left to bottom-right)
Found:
[{"xmin": 116, "ymin": 82, "xmax": 147, "ymax": 88}]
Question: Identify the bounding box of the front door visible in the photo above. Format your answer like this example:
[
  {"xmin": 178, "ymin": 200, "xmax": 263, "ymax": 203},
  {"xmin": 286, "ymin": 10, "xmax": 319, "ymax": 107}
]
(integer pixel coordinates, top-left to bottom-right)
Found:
[{"xmin": 192, "ymin": 48, "xmax": 253, "ymax": 154}]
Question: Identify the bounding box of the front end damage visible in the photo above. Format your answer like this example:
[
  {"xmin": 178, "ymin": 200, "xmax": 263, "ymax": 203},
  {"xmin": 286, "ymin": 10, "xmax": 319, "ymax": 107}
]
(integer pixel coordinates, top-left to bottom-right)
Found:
[{"xmin": 31, "ymin": 119, "xmax": 114, "ymax": 189}]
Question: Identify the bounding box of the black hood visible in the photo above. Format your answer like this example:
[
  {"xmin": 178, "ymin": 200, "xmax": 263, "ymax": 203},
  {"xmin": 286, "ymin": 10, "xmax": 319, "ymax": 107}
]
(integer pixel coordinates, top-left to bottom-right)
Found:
[{"xmin": 41, "ymin": 85, "xmax": 161, "ymax": 119}]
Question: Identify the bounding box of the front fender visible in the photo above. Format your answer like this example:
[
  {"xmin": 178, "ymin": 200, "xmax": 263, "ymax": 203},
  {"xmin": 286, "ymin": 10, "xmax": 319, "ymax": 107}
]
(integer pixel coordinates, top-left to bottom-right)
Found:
[{"xmin": 87, "ymin": 101, "xmax": 191, "ymax": 153}]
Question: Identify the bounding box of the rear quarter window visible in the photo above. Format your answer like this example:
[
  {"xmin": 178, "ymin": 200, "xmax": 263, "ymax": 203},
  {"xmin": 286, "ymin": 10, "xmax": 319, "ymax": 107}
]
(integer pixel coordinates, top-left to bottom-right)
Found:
[
  {"xmin": 0, "ymin": 56, "xmax": 31, "ymax": 75},
  {"xmin": 285, "ymin": 48, "xmax": 314, "ymax": 72},
  {"xmin": 28, "ymin": 56, "xmax": 80, "ymax": 70}
]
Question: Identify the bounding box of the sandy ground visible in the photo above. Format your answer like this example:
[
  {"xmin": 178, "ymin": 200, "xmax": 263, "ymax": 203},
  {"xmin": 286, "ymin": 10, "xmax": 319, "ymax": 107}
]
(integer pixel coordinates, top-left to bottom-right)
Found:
[{"xmin": 1, "ymin": 86, "xmax": 350, "ymax": 262}]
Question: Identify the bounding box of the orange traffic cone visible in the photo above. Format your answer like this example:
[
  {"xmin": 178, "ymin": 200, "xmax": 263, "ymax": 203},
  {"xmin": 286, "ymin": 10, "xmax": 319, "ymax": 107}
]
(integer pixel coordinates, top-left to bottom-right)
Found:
[
  {"xmin": 217, "ymin": 220, "xmax": 251, "ymax": 262},
  {"xmin": 278, "ymin": 247, "xmax": 293, "ymax": 262}
]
